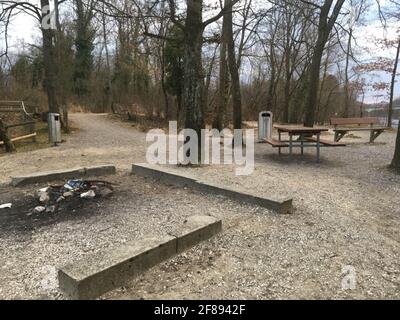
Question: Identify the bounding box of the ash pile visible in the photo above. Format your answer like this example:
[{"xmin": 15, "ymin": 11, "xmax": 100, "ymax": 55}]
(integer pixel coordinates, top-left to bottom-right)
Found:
[{"xmin": 31, "ymin": 179, "xmax": 114, "ymax": 215}]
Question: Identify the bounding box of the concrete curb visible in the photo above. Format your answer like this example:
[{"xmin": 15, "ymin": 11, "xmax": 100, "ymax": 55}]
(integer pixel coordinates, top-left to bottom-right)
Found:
[
  {"xmin": 11, "ymin": 165, "xmax": 116, "ymax": 187},
  {"xmin": 58, "ymin": 215, "xmax": 222, "ymax": 300},
  {"xmin": 132, "ymin": 164, "xmax": 293, "ymax": 214},
  {"xmin": 170, "ymin": 215, "xmax": 222, "ymax": 254}
]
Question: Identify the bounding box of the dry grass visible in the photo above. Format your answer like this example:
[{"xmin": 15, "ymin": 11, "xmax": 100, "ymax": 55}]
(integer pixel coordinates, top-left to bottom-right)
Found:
[
  {"xmin": 108, "ymin": 113, "xmax": 169, "ymax": 132},
  {"xmin": 68, "ymin": 104, "xmax": 88, "ymax": 113}
]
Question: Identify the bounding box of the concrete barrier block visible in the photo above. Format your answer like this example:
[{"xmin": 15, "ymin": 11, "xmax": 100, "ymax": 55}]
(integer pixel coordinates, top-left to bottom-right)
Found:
[
  {"xmin": 11, "ymin": 165, "xmax": 117, "ymax": 187},
  {"xmin": 58, "ymin": 235, "xmax": 177, "ymax": 300},
  {"xmin": 132, "ymin": 164, "xmax": 198, "ymax": 188},
  {"xmin": 85, "ymin": 165, "xmax": 116, "ymax": 177},
  {"xmin": 132, "ymin": 164, "xmax": 293, "ymax": 214},
  {"xmin": 196, "ymin": 181, "xmax": 293, "ymax": 214},
  {"xmin": 58, "ymin": 215, "xmax": 222, "ymax": 300},
  {"xmin": 171, "ymin": 215, "xmax": 222, "ymax": 253},
  {"xmin": 11, "ymin": 168, "xmax": 86, "ymax": 187}
]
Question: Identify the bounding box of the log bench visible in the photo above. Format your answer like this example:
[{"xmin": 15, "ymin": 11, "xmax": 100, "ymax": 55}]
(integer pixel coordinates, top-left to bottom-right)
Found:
[{"xmin": 330, "ymin": 117, "xmax": 388, "ymax": 143}]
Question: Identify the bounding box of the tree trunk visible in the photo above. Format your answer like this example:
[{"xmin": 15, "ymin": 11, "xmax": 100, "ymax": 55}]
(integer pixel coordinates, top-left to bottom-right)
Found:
[
  {"xmin": 391, "ymin": 122, "xmax": 400, "ymax": 170},
  {"xmin": 203, "ymin": 47, "xmax": 217, "ymax": 118},
  {"xmin": 304, "ymin": 39, "xmax": 325, "ymax": 127},
  {"xmin": 102, "ymin": 2, "xmax": 113, "ymax": 113},
  {"xmin": 283, "ymin": 48, "xmax": 291, "ymax": 124},
  {"xmin": 161, "ymin": 65, "xmax": 169, "ymax": 120},
  {"xmin": 0, "ymin": 118, "xmax": 15, "ymax": 152},
  {"xmin": 303, "ymin": 0, "xmax": 345, "ymax": 127},
  {"xmin": 226, "ymin": 0, "xmax": 242, "ymax": 129},
  {"xmin": 213, "ymin": 3, "xmax": 229, "ymax": 130},
  {"xmin": 388, "ymin": 38, "xmax": 400, "ymax": 128},
  {"xmin": 183, "ymin": 0, "xmax": 205, "ymax": 136},
  {"xmin": 41, "ymin": 0, "xmax": 60, "ymax": 114},
  {"xmin": 343, "ymin": 28, "xmax": 353, "ymax": 118},
  {"xmin": 54, "ymin": 0, "xmax": 69, "ymax": 132},
  {"xmin": 316, "ymin": 46, "xmax": 331, "ymax": 123}
]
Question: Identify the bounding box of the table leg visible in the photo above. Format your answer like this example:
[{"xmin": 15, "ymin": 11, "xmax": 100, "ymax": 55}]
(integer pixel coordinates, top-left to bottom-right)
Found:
[
  {"xmin": 278, "ymin": 131, "xmax": 282, "ymax": 155},
  {"xmin": 289, "ymin": 133, "xmax": 293, "ymax": 159},
  {"xmin": 316, "ymin": 133, "xmax": 321, "ymax": 163},
  {"xmin": 301, "ymin": 139, "xmax": 304, "ymax": 156}
]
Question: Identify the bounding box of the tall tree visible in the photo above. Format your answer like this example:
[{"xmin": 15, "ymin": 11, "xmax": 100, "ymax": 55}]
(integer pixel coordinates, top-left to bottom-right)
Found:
[
  {"xmin": 390, "ymin": 40, "xmax": 400, "ymax": 170},
  {"xmin": 343, "ymin": 0, "xmax": 367, "ymax": 118},
  {"xmin": 181, "ymin": 0, "xmax": 205, "ymax": 138},
  {"xmin": 213, "ymin": 8, "xmax": 229, "ymax": 131},
  {"xmin": 225, "ymin": 0, "xmax": 242, "ymax": 130},
  {"xmin": 164, "ymin": 25, "xmax": 184, "ymax": 121},
  {"xmin": 303, "ymin": 0, "xmax": 345, "ymax": 127},
  {"xmin": 41, "ymin": 0, "xmax": 60, "ymax": 114},
  {"xmin": 388, "ymin": 38, "xmax": 400, "ymax": 128},
  {"xmin": 391, "ymin": 119, "xmax": 400, "ymax": 170},
  {"xmin": 167, "ymin": 0, "xmax": 238, "ymax": 149},
  {"xmin": 73, "ymin": 0, "xmax": 94, "ymax": 97}
]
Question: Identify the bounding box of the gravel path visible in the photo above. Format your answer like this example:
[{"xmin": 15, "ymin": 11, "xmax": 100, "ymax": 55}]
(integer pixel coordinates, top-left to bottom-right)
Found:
[
  {"xmin": 0, "ymin": 113, "xmax": 147, "ymax": 185},
  {"xmin": 1, "ymin": 114, "xmax": 399, "ymax": 299}
]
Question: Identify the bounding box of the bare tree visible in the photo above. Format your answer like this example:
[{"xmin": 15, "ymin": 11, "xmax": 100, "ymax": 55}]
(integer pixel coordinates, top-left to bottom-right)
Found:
[
  {"xmin": 388, "ymin": 38, "xmax": 400, "ymax": 128},
  {"xmin": 303, "ymin": 0, "xmax": 345, "ymax": 127},
  {"xmin": 225, "ymin": 0, "xmax": 242, "ymax": 130}
]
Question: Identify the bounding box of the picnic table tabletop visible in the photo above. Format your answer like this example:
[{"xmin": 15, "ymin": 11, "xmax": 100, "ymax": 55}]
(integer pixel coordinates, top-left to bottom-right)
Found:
[{"xmin": 274, "ymin": 125, "xmax": 329, "ymax": 135}]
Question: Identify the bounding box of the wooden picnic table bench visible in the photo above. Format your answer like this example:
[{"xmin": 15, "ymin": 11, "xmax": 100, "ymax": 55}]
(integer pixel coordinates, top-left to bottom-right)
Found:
[
  {"xmin": 305, "ymin": 137, "xmax": 346, "ymax": 147},
  {"xmin": 263, "ymin": 138, "xmax": 289, "ymax": 148},
  {"xmin": 330, "ymin": 117, "xmax": 388, "ymax": 143}
]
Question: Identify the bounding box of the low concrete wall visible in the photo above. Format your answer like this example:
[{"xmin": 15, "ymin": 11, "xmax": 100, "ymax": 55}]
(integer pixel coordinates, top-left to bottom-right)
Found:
[
  {"xmin": 11, "ymin": 165, "xmax": 116, "ymax": 187},
  {"xmin": 58, "ymin": 215, "xmax": 222, "ymax": 300},
  {"xmin": 132, "ymin": 164, "xmax": 293, "ymax": 214},
  {"xmin": 84, "ymin": 165, "xmax": 116, "ymax": 177},
  {"xmin": 170, "ymin": 215, "xmax": 222, "ymax": 254},
  {"xmin": 59, "ymin": 236, "xmax": 177, "ymax": 300}
]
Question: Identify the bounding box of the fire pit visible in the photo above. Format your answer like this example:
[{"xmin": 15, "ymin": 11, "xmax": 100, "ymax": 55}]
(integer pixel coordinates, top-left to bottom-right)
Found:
[
  {"xmin": 0, "ymin": 179, "xmax": 115, "ymax": 233},
  {"xmin": 32, "ymin": 180, "xmax": 115, "ymax": 215}
]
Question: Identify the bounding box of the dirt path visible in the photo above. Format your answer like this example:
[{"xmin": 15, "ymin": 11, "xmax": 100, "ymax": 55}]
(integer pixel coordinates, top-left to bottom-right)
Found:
[{"xmin": 0, "ymin": 113, "xmax": 147, "ymax": 184}]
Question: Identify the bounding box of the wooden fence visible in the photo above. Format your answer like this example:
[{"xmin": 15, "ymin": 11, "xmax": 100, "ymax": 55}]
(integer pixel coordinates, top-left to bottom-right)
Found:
[{"xmin": 0, "ymin": 101, "xmax": 37, "ymax": 150}]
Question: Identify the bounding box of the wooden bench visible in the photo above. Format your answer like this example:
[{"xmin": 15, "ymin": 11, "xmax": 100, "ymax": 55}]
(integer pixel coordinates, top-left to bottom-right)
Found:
[
  {"xmin": 330, "ymin": 117, "xmax": 388, "ymax": 143},
  {"xmin": 263, "ymin": 138, "xmax": 289, "ymax": 148},
  {"xmin": 0, "ymin": 133, "xmax": 37, "ymax": 146},
  {"xmin": 0, "ymin": 101, "xmax": 37, "ymax": 151},
  {"xmin": 305, "ymin": 137, "xmax": 346, "ymax": 147}
]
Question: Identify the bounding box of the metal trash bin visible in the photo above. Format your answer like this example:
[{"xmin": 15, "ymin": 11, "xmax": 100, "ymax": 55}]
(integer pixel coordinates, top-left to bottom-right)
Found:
[
  {"xmin": 258, "ymin": 111, "xmax": 273, "ymax": 142},
  {"xmin": 48, "ymin": 113, "xmax": 61, "ymax": 145}
]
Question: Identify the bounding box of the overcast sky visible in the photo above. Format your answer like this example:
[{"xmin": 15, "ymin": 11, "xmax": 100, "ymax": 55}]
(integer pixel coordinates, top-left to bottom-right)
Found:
[{"xmin": 2, "ymin": 0, "xmax": 400, "ymax": 104}]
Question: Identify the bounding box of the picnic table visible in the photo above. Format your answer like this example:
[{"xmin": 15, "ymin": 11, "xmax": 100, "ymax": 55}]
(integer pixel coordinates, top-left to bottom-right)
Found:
[
  {"xmin": 330, "ymin": 117, "xmax": 388, "ymax": 143},
  {"xmin": 264, "ymin": 125, "xmax": 345, "ymax": 162}
]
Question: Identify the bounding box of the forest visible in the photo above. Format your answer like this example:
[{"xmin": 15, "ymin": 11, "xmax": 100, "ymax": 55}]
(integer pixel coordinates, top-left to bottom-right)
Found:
[{"xmin": 1, "ymin": 0, "xmax": 400, "ymax": 168}]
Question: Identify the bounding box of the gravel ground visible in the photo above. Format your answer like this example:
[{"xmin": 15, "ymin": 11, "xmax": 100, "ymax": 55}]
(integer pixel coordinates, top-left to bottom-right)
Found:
[
  {"xmin": 1, "ymin": 113, "xmax": 399, "ymax": 299},
  {"xmin": 0, "ymin": 173, "xmax": 265, "ymax": 299},
  {"xmin": 106, "ymin": 129, "xmax": 400, "ymax": 300},
  {"xmin": 0, "ymin": 113, "xmax": 147, "ymax": 185}
]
